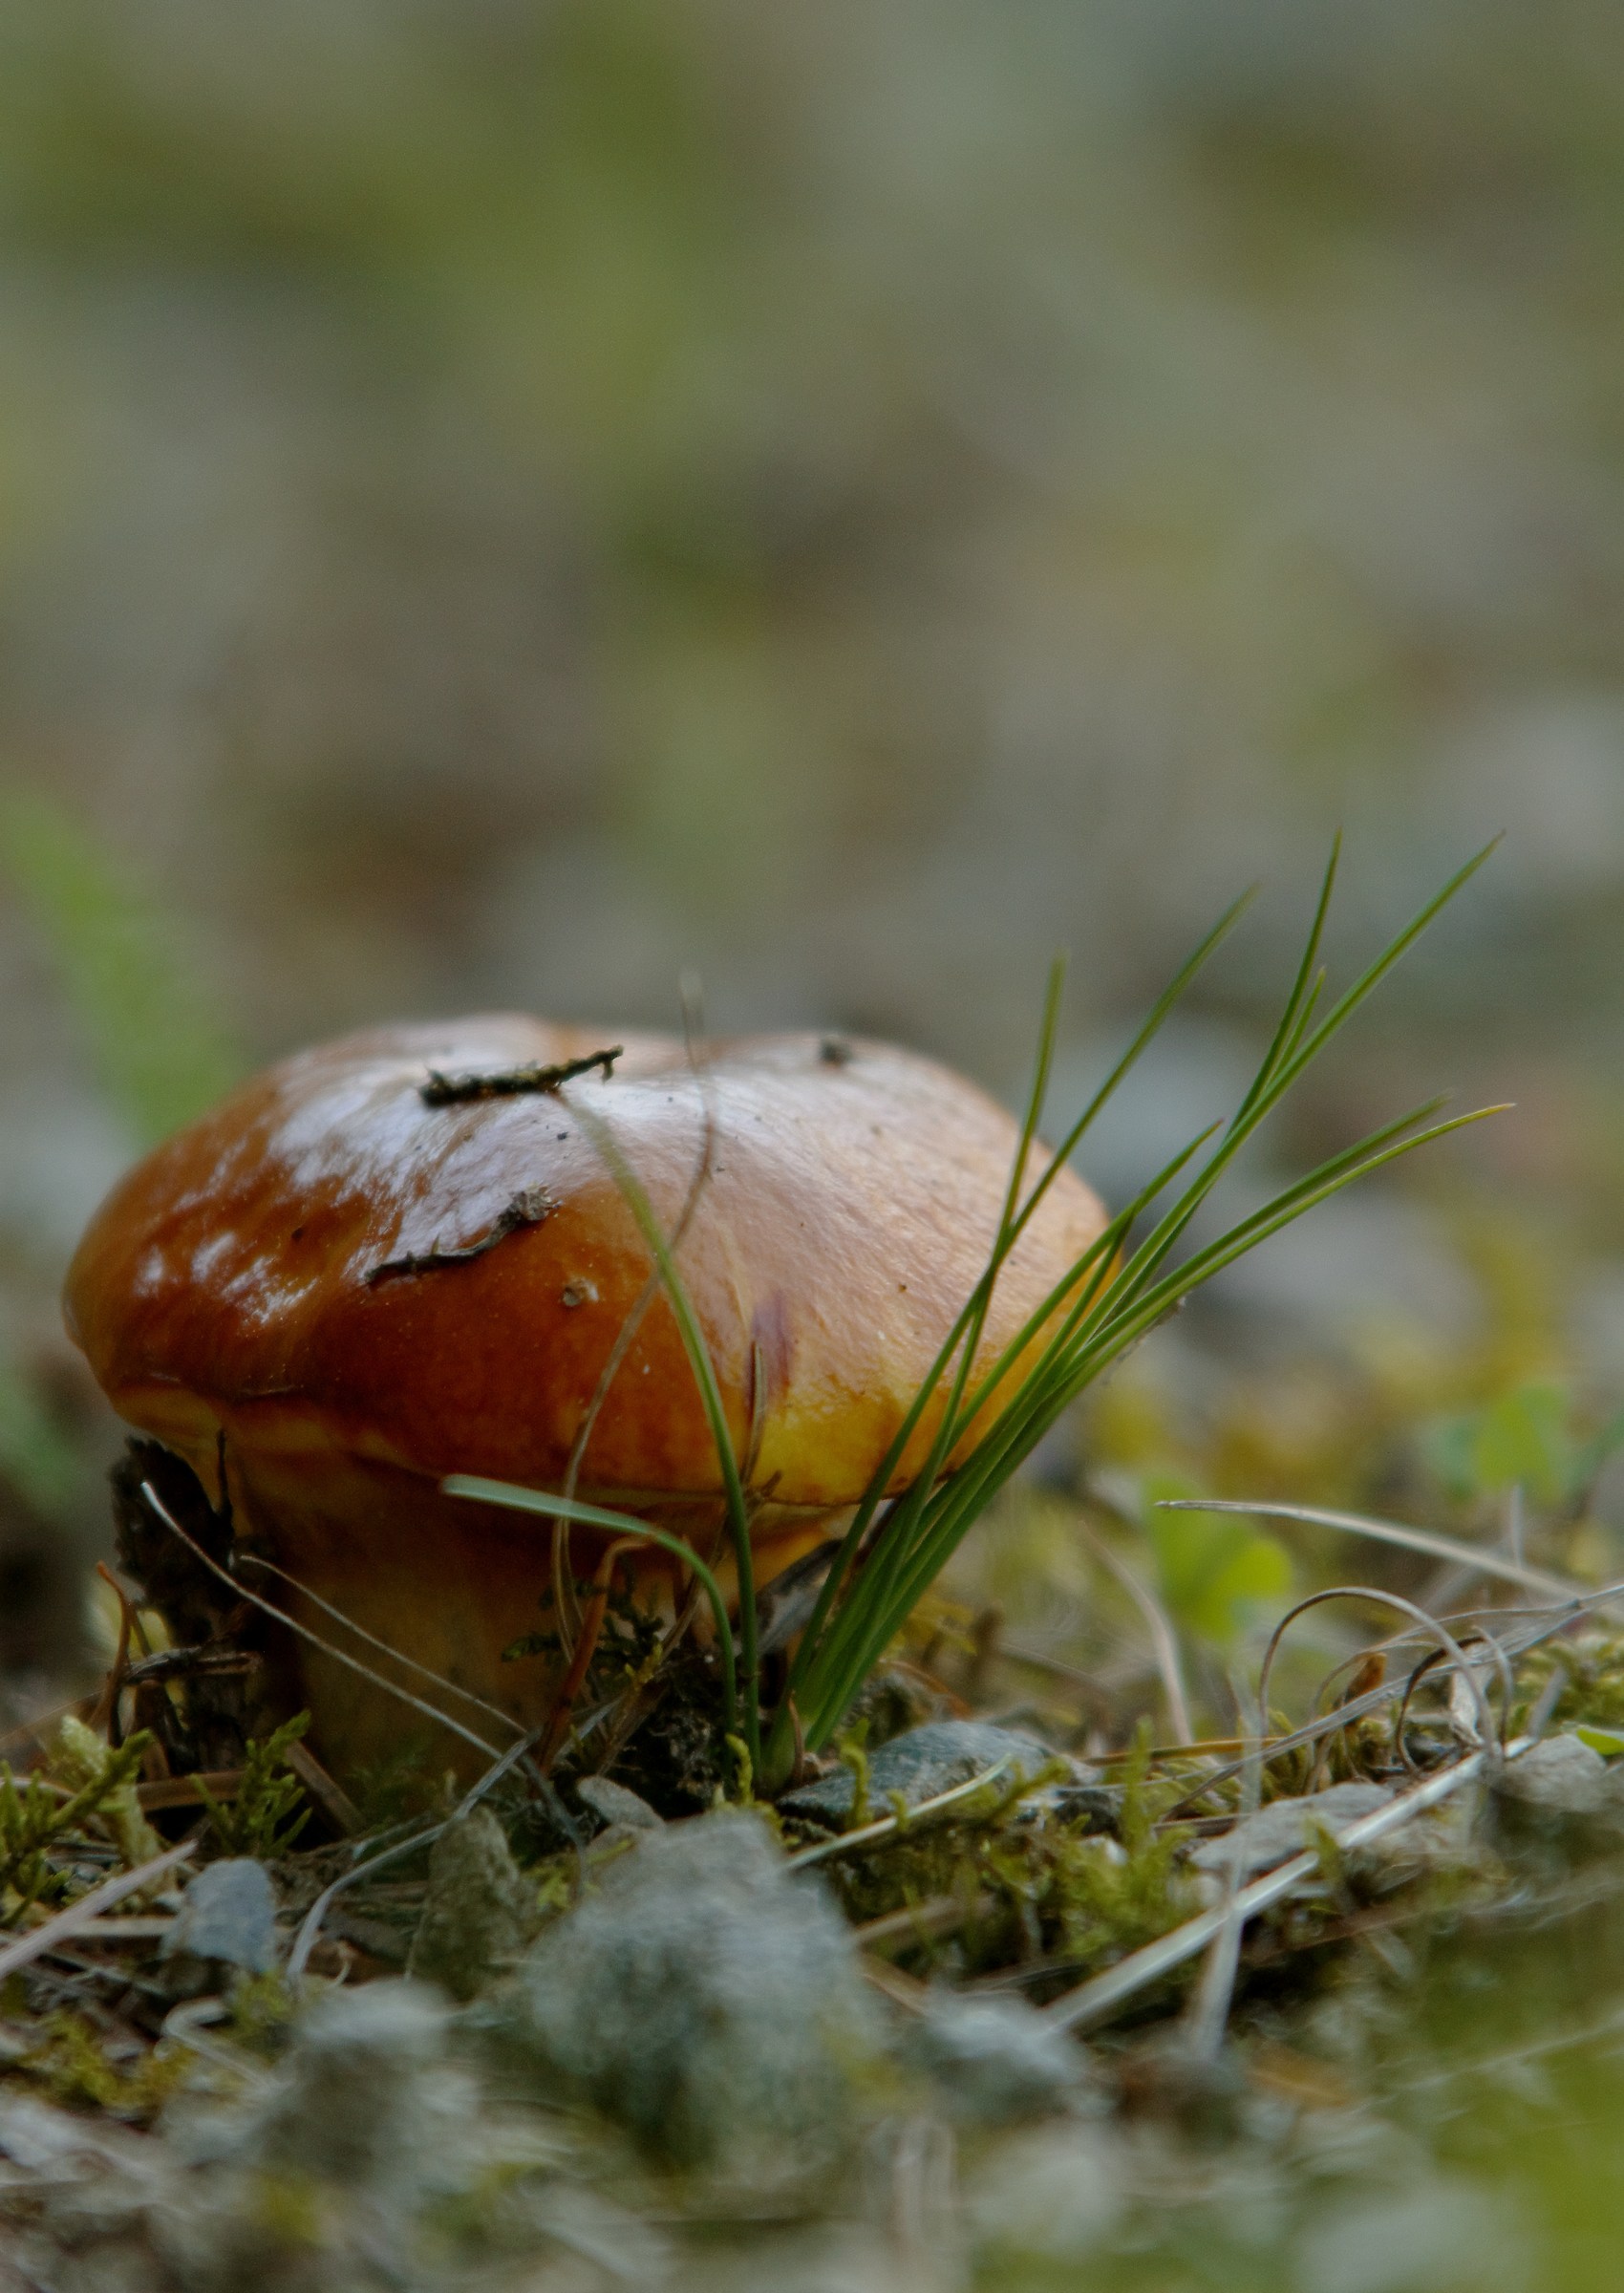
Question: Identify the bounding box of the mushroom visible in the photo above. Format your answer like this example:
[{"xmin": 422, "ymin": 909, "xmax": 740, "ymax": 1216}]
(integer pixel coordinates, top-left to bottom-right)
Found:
[{"xmin": 64, "ymin": 1018, "xmax": 1108, "ymax": 1779}]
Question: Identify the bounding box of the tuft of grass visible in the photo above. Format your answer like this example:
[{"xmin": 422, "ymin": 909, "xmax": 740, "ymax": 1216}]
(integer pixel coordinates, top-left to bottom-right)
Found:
[
  {"xmin": 764, "ymin": 841, "xmax": 1502, "ymax": 1783},
  {"xmin": 450, "ymin": 844, "xmax": 1503, "ymax": 1794}
]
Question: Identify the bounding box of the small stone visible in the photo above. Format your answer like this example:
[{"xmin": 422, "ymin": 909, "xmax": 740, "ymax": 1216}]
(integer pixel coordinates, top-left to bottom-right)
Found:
[
  {"xmin": 577, "ymin": 1774, "xmax": 663, "ymax": 1832},
  {"xmin": 408, "ymin": 1805, "xmax": 539, "ymax": 2002},
  {"xmin": 1192, "ymin": 1785, "xmax": 1392, "ymax": 1883},
  {"xmin": 1052, "ymin": 1781, "xmax": 1124, "ymax": 1833},
  {"xmin": 483, "ymin": 1811, "xmax": 879, "ymax": 2172},
  {"xmin": 1494, "ymin": 1732, "xmax": 1609, "ymax": 1817},
  {"xmin": 778, "ymin": 1720, "xmax": 1067, "ymax": 1829},
  {"xmin": 905, "ymin": 1992, "xmax": 1085, "ymax": 2124},
  {"xmin": 152, "ymin": 1967, "xmax": 659, "ymax": 2293},
  {"xmin": 160, "ymin": 1858, "xmax": 279, "ymax": 1983}
]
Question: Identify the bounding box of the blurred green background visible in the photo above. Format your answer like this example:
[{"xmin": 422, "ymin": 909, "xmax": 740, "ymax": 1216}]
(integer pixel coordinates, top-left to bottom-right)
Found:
[
  {"xmin": 7, "ymin": 11, "xmax": 1624, "ymax": 2279},
  {"xmin": 3, "ymin": 0, "xmax": 1624, "ymax": 1685}
]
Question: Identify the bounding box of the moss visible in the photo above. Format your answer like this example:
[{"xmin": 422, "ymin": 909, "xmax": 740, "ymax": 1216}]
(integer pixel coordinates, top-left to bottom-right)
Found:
[
  {"xmin": 19, "ymin": 2010, "xmax": 190, "ymax": 2123},
  {"xmin": 1516, "ymin": 1635, "xmax": 1624, "ymax": 1736},
  {"xmin": 343, "ymin": 1740, "xmax": 445, "ymax": 1829},
  {"xmin": 408, "ymin": 1806, "xmax": 540, "ymax": 2002},
  {"xmin": 228, "ymin": 1972, "xmax": 297, "ymax": 2058},
  {"xmin": 828, "ymin": 1745, "xmax": 1197, "ymax": 1984},
  {"xmin": 0, "ymin": 1727, "xmax": 154, "ymax": 1918},
  {"xmin": 1048, "ymin": 1827, "xmax": 1196, "ymax": 1971}
]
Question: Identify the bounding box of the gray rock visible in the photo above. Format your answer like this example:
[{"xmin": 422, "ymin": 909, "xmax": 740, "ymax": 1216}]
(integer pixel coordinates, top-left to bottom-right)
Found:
[
  {"xmin": 1494, "ymin": 1732, "xmax": 1609, "ymax": 1817},
  {"xmin": 577, "ymin": 1774, "xmax": 663, "ymax": 1832},
  {"xmin": 249, "ymin": 1982, "xmax": 474, "ymax": 2194},
  {"xmin": 486, "ymin": 1811, "xmax": 880, "ymax": 2170},
  {"xmin": 1192, "ymin": 1785, "xmax": 1392, "ymax": 1883},
  {"xmin": 157, "ymin": 1981, "xmax": 577, "ymax": 2287},
  {"xmin": 905, "ymin": 1992, "xmax": 1085, "ymax": 2124},
  {"xmin": 1053, "ymin": 1781, "xmax": 1125, "ymax": 1833},
  {"xmin": 408, "ymin": 1805, "xmax": 539, "ymax": 2001},
  {"xmin": 779, "ymin": 1721, "xmax": 1065, "ymax": 1830},
  {"xmin": 160, "ymin": 1858, "xmax": 278, "ymax": 1982}
]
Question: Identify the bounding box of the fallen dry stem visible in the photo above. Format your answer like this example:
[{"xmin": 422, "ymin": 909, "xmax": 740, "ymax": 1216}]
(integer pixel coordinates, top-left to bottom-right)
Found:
[
  {"xmin": 135, "ymin": 1768, "xmax": 242, "ymax": 1811},
  {"xmin": 1165, "ymin": 1580, "xmax": 1624, "ymax": 1817},
  {"xmin": 857, "ymin": 1890, "xmax": 997, "ymax": 1952},
  {"xmin": 784, "ymin": 1756, "xmax": 1016, "ymax": 1870},
  {"xmin": 1256, "ymin": 1586, "xmax": 1506, "ymax": 1758}
]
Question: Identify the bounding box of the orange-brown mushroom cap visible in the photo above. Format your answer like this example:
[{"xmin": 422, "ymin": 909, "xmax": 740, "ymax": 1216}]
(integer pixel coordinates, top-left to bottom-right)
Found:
[{"xmin": 65, "ymin": 1018, "xmax": 1109, "ymax": 1768}]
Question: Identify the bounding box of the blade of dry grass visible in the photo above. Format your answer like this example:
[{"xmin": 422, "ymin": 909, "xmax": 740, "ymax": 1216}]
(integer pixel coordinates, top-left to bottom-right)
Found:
[
  {"xmin": 1076, "ymin": 1518, "xmax": 1193, "ymax": 1743},
  {"xmin": 783, "ymin": 1756, "xmax": 1017, "ymax": 1869},
  {"xmin": 1159, "ymin": 1498, "xmax": 1592, "ymax": 1605},
  {"xmin": 0, "ymin": 1839, "xmax": 197, "ymax": 1981},
  {"xmin": 1255, "ymin": 1585, "xmax": 1506, "ymax": 1754},
  {"xmin": 235, "ymin": 1553, "xmax": 523, "ymax": 1736}
]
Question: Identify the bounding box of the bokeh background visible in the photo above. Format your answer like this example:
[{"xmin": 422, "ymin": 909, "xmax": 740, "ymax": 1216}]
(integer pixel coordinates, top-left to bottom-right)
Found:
[{"xmin": 4, "ymin": 0, "xmax": 1624, "ymax": 1704}]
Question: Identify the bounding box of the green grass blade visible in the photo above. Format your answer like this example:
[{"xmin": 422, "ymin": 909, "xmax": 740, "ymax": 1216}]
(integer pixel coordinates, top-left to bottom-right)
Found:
[
  {"xmin": 1226, "ymin": 836, "xmax": 1338, "ymax": 1130},
  {"xmin": 774, "ymin": 897, "xmax": 1250, "ymax": 1759},
  {"xmin": 800, "ymin": 1104, "xmax": 1506, "ymax": 1738},
  {"xmin": 1002, "ymin": 889, "xmax": 1255, "ymax": 1257},
  {"xmin": 788, "ymin": 845, "xmax": 1501, "ymax": 1754},
  {"xmin": 1275, "ymin": 839, "xmax": 1500, "ymax": 1089},
  {"xmin": 1079, "ymin": 1105, "xmax": 1506, "ymax": 1365},
  {"xmin": 763, "ymin": 959, "xmax": 1066, "ymax": 1782},
  {"xmin": 945, "ymin": 1123, "xmax": 1223, "ymax": 1448},
  {"xmin": 1074, "ymin": 1096, "xmax": 1456, "ymax": 1351}
]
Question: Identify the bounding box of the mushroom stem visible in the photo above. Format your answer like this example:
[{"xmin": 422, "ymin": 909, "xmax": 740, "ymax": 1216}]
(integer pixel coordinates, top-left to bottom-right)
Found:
[
  {"xmin": 535, "ymin": 1536, "xmax": 640, "ymax": 1772},
  {"xmin": 140, "ymin": 1481, "xmax": 507, "ymax": 1761},
  {"xmin": 441, "ymin": 1476, "xmax": 741, "ymax": 1749}
]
